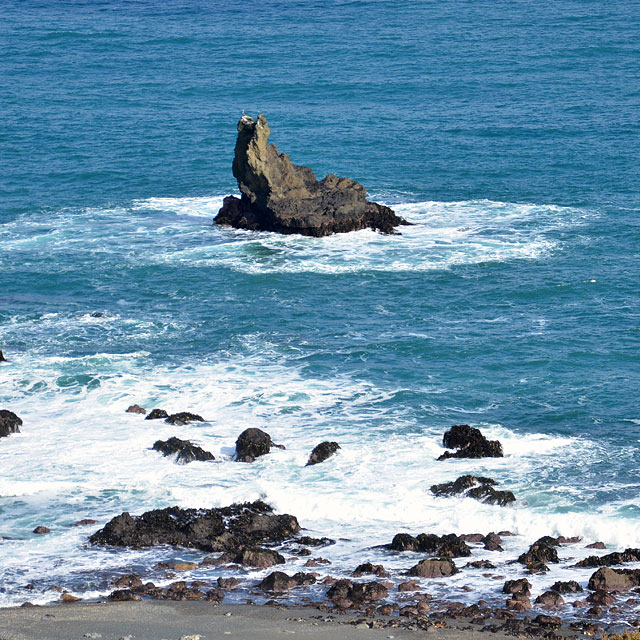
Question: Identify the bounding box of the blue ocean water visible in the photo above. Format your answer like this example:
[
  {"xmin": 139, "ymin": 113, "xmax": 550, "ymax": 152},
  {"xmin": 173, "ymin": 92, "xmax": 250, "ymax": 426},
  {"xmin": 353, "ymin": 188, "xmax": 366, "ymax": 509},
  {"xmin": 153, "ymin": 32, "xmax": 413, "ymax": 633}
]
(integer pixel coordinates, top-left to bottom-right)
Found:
[{"xmin": 1, "ymin": 0, "xmax": 640, "ymax": 613}]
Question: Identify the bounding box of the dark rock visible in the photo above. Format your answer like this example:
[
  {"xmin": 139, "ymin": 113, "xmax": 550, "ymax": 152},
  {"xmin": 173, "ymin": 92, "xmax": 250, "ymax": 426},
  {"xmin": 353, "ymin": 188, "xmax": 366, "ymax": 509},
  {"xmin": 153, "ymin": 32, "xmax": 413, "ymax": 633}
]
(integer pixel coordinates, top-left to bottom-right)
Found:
[
  {"xmin": 586, "ymin": 541, "xmax": 607, "ymax": 549},
  {"xmin": 407, "ymin": 558, "xmax": 458, "ymax": 578},
  {"xmin": 397, "ymin": 580, "xmax": 421, "ymax": 592},
  {"xmin": 297, "ymin": 536, "xmax": 334, "ymax": 547},
  {"xmin": 235, "ymin": 427, "xmax": 284, "ymax": 462},
  {"xmin": 0, "ymin": 350, "xmax": 7, "ymax": 362},
  {"xmin": 33, "ymin": 526, "xmax": 50, "ymax": 534},
  {"xmin": 518, "ymin": 537, "xmax": 560, "ymax": 566},
  {"xmin": 231, "ymin": 547, "xmax": 285, "ymax": 568},
  {"xmin": 557, "ymin": 535, "xmax": 581, "ymax": 544},
  {"xmin": 534, "ymin": 590, "xmax": 565, "ymax": 608},
  {"xmin": 145, "ymin": 409, "xmax": 168, "ymax": 420},
  {"xmin": 430, "ymin": 475, "xmax": 514, "ymax": 506},
  {"xmin": 165, "ymin": 412, "xmax": 205, "ymax": 426},
  {"xmin": 588, "ymin": 567, "xmax": 640, "ymax": 592},
  {"xmin": 214, "ymin": 113, "xmax": 409, "ymax": 237},
  {"xmin": 437, "ymin": 425, "xmax": 503, "ymax": 460},
  {"xmin": 533, "ymin": 614, "xmax": 562, "ymax": 627},
  {"xmin": 306, "ymin": 441, "xmax": 341, "ymax": 466},
  {"xmin": 587, "ymin": 590, "xmax": 616, "ymax": 606},
  {"xmin": 389, "ymin": 532, "xmax": 470, "ymax": 557},
  {"xmin": 204, "ymin": 588, "xmax": 224, "ymax": 603},
  {"xmin": 113, "ymin": 574, "xmax": 143, "ymax": 589},
  {"xmin": 465, "ymin": 560, "xmax": 496, "ymax": 569},
  {"xmin": 152, "ymin": 437, "xmax": 215, "ymax": 464},
  {"xmin": 109, "ymin": 589, "xmax": 141, "ymax": 601},
  {"xmin": 483, "ymin": 532, "xmax": 504, "ymax": 552},
  {"xmin": 352, "ymin": 562, "xmax": 389, "ymax": 578},
  {"xmin": 90, "ymin": 500, "xmax": 300, "ymax": 552},
  {"xmin": 503, "ymin": 578, "xmax": 531, "ymax": 596},
  {"xmin": 218, "ymin": 577, "xmax": 242, "ymax": 589},
  {"xmin": 0, "ymin": 409, "xmax": 22, "ymax": 438},
  {"xmin": 327, "ymin": 579, "xmax": 388, "ymax": 603},
  {"xmin": 574, "ymin": 548, "xmax": 640, "ymax": 568},
  {"xmin": 551, "ymin": 580, "xmax": 583, "ymax": 594},
  {"xmin": 506, "ymin": 597, "xmax": 531, "ymax": 611},
  {"xmin": 90, "ymin": 312, "xmax": 105, "ymax": 318},
  {"xmin": 73, "ymin": 519, "xmax": 98, "ymax": 526},
  {"xmin": 460, "ymin": 533, "xmax": 485, "ymax": 543},
  {"xmin": 259, "ymin": 571, "xmax": 316, "ymax": 592},
  {"xmin": 126, "ymin": 404, "xmax": 146, "ymax": 415}
]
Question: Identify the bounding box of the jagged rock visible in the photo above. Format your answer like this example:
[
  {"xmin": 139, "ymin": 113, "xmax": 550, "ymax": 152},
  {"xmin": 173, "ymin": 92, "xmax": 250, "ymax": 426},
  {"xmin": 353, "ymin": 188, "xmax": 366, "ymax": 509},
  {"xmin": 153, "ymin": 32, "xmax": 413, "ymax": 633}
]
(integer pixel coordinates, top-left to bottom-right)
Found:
[
  {"xmin": 0, "ymin": 409, "xmax": 22, "ymax": 438},
  {"xmin": 152, "ymin": 437, "xmax": 215, "ymax": 464},
  {"xmin": 389, "ymin": 532, "xmax": 470, "ymax": 557},
  {"xmin": 587, "ymin": 590, "xmax": 616, "ymax": 606},
  {"xmin": 33, "ymin": 526, "xmax": 50, "ymax": 534},
  {"xmin": 518, "ymin": 537, "xmax": 560, "ymax": 566},
  {"xmin": 165, "ymin": 412, "xmax": 205, "ymax": 426},
  {"xmin": 574, "ymin": 548, "xmax": 640, "ymax": 568},
  {"xmin": 407, "ymin": 558, "xmax": 458, "ymax": 578},
  {"xmin": 503, "ymin": 578, "xmax": 531, "ymax": 596},
  {"xmin": 259, "ymin": 571, "xmax": 316, "ymax": 592},
  {"xmin": 90, "ymin": 500, "xmax": 300, "ymax": 552},
  {"xmin": 126, "ymin": 404, "xmax": 146, "ymax": 415},
  {"xmin": 551, "ymin": 580, "xmax": 583, "ymax": 594},
  {"xmin": 483, "ymin": 532, "xmax": 504, "ymax": 551},
  {"xmin": 437, "ymin": 425, "xmax": 503, "ymax": 460},
  {"xmin": 588, "ymin": 567, "xmax": 640, "ymax": 592},
  {"xmin": 235, "ymin": 428, "xmax": 284, "ymax": 462},
  {"xmin": 215, "ymin": 114, "xmax": 408, "ymax": 237},
  {"xmin": 145, "ymin": 409, "xmax": 168, "ymax": 420},
  {"xmin": 306, "ymin": 441, "xmax": 341, "ymax": 466},
  {"xmin": 535, "ymin": 591, "xmax": 565, "ymax": 608},
  {"xmin": 327, "ymin": 579, "xmax": 388, "ymax": 603}
]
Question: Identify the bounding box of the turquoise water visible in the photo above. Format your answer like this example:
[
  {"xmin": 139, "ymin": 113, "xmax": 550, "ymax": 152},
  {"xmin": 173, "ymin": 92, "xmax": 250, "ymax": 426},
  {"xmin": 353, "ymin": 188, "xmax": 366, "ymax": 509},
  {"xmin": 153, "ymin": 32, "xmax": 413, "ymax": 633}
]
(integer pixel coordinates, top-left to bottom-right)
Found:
[{"xmin": 1, "ymin": 0, "xmax": 640, "ymax": 612}]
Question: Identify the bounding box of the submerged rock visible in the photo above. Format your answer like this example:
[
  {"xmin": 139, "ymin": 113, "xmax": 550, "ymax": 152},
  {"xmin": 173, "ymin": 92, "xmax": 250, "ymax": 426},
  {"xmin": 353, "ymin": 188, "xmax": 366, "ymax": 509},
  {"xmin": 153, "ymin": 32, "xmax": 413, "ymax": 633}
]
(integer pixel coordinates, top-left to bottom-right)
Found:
[
  {"xmin": 437, "ymin": 424, "xmax": 503, "ymax": 460},
  {"xmin": 0, "ymin": 409, "xmax": 22, "ymax": 438},
  {"xmin": 165, "ymin": 412, "xmax": 205, "ymax": 426},
  {"xmin": 215, "ymin": 113, "xmax": 408, "ymax": 237},
  {"xmin": 126, "ymin": 404, "xmax": 147, "ymax": 415},
  {"xmin": 90, "ymin": 500, "xmax": 300, "ymax": 552},
  {"xmin": 430, "ymin": 475, "xmax": 515, "ymax": 506},
  {"xmin": 306, "ymin": 441, "xmax": 341, "ymax": 466},
  {"xmin": 235, "ymin": 427, "xmax": 284, "ymax": 462},
  {"xmin": 152, "ymin": 437, "xmax": 215, "ymax": 464}
]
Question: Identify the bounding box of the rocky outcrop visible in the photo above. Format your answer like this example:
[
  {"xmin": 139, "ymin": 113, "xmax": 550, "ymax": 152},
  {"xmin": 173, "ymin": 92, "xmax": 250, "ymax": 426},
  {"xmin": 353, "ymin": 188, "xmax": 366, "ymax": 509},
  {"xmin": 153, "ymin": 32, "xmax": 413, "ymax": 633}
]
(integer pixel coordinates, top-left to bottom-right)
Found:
[
  {"xmin": 152, "ymin": 437, "xmax": 215, "ymax": 463},
  {"xmin": 235, "ymin": 428, "xmax": 284, "ymax": 462},
  {"xmin": 215, "ymin": 114, "xmax": 408, "ymax": 237},
  {"xmin": 430, "ymin": 475, "xmax": 515, "ymax": 506},
  {"xmin": 306, "ymin": 441, "xmax": 341, "ymax": 466},
  {"xmin": 90, "ymin": 500, "xmax": 300, "ymax": 552},
  {"xmin": 0, "ymin": 409, "xmax": 22, "ymax": 438},
  {"xmin": 388, "ymin": 532, "xmax": 471, "ymax": 557},
  {"xmin": 437, "ymin": 425, "xmax": 503, "ymax": 460}
]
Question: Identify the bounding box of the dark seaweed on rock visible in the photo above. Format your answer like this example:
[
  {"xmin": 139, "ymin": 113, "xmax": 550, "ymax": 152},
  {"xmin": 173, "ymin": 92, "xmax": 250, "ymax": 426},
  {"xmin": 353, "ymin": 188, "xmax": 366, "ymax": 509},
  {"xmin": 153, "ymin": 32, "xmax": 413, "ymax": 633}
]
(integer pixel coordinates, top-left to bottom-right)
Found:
[
  {"xmin": 90, "ymin": 501, "xmax": 300, "ymax": 552},
  {"xmin": 430, "ymin": 475, "xmax": 515, "ymax": 506},
  {"xmin": 152, "ymin": 437, "xmax": 215, "ymax": 463},
  {"xmin": 437, "ymin": 424, "xmax": 503, "ymax": 460},
  {"xmin": 215, "ymin": 113, "xmax": 409, "ymax": 237},
  {"xmin": 0, "ymin": 409, "xmax": 22, "ymax": 438}
]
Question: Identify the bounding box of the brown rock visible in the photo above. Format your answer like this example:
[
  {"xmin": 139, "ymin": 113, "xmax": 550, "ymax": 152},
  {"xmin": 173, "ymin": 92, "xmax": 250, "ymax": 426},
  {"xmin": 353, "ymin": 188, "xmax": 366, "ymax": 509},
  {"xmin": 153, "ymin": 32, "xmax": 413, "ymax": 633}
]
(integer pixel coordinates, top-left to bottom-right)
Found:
[
  {"xmin": 33, "ymin": 526, "xmax": 50, "ymax": 534},
  {"xmin": 397, "ymin": 580, "xmax": 421, "ymax": 592},
  {"xmin": 407, "ymin": 559, "xmax": 457, "ymax": 578},
  {"xmin": 588, "ymin": 567, "xmax": 640, "ymax": 591},
  {"xmin": 126, "ymin": 404, "xmax": 146, "ymax": 414},
  {"xmin": 61, "ymin": 593, "xmax": 82, "ymax": 602},
  {"xmin": 503, "ymin": 578, "xmax": 531, "ymax": 596},
  {"xmin": 586, "ymin": 541, "xmax": 607, "ymax": 549},
  {"xmin": 73, "ymin": 519, "xmax": 98, "ymax": 527},
  {"xmin": 534, "ymin": 590, "xmax": 565, "ymax": 608}
]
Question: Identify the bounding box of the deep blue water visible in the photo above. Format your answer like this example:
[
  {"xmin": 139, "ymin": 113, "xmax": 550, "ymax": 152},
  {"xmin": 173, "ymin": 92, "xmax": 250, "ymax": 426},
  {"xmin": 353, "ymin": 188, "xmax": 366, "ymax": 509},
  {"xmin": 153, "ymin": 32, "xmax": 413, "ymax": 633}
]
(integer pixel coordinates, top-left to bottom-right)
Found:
[{"xmin": 1, "ymin": 0, "xmax": 640, "ymax": 612}]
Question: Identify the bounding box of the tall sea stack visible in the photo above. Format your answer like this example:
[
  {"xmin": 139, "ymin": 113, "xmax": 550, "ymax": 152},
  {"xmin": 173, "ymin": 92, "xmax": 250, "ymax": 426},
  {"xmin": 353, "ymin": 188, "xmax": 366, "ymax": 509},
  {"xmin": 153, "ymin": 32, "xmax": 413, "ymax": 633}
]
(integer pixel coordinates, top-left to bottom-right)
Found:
[{"xmin": 214, "ymin": 113, "xmax": 408, "ymax": 236}]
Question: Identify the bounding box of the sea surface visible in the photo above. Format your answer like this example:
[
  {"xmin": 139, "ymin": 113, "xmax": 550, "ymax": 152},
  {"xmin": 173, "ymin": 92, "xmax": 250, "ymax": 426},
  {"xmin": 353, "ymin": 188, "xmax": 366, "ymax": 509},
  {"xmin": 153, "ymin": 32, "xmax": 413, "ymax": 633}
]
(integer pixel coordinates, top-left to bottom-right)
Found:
[{"xmin": 1, "ymin": 0, "xmax": 640, "ymax": 620}]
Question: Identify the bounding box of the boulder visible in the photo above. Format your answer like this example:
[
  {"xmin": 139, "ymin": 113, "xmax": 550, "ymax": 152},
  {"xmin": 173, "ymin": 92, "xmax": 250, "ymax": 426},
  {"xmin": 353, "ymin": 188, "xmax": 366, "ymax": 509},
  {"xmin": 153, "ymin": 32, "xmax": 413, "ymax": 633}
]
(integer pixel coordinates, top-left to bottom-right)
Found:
[
  {"xmin": 327, "ymin": 579, "xmax": 388, "ymax": 603},
  {"xmin": 430, "ymin": 474, "xmax": 515, "ymax": 506},
  {"xmin": 235, "ymin": 428, "xmax": 284, "ymax": 462},
  {"xmin": 152, "ymin": 437, "xmax": 215, "ymax": 464},
  {"xmin": 550, "ymin": 580, "xmax": 583, "ymax": 594},
  {"xmin": 407, "ymin": 558, "xmax": 458, "ymax": 578},
  {"xmin": 534, "ymin": 591, "xmax": 565, "ymax": 609},
  {"xmin": 306, "ymin": 441, "xmax": 341, "ymax": 466},
  {"xmin": 214, "ymin": 113, "xmax": 408, "ymax": 237},
  {"xmin": 231, "ymin": 547, "xmax": 285, "ymax": 568},
  {"xmin": 483, "ymin": 532, "xmax": 504, "ymax": 551},
  {"xmin": 0, "ymin": 409, "xmax": 22, "ymax": 438},
  {"xmin": 145, "ymin": 409, "xmax": 169, "ymax": 420},
  {"xmin": 503, "ymin": 578, "xmax": 531, "ymax": 596},
  {"xmin": 389, "ymin": 532, "xmax": 470, "ymax": 557},
  {"xmin": 587, "ymin": 567, "xmax": 640, "ymax": 592},
  {"xmin": 437, "ymin": 425, "xmax": 503, "ymax": 460},
  {"xmin": 518, "ymin": 537, "xmax": 560, "ymax": 566},
  {"xmin": 126, "ymin": 404, "xmax": 147, "ymax": 415},
  {"xmin": 586, "ymin": 541, "xmax": 607, "ymax": 549},
  {"xmin": 259, "ymin": 571, "xmax": 316, "ymax": 592},
  {"xmin": 165, "ymin": 412, "xmax": 205, "ymax": 426},
  {"xmin": 33, "ymin": 526, "xmax": 50, "ymax": 534},
  {"xmin": 90, "ymin": 500, "xmax": 300, "ymax": 552},
  {"xmin": 297, "ymin": 535, "xmax": 334, "ymax": 547}
]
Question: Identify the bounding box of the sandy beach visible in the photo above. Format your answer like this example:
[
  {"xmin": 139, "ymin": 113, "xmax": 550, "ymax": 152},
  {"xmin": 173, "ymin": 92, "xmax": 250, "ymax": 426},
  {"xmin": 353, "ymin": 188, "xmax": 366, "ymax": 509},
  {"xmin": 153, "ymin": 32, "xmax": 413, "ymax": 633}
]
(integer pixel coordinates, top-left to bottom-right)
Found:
[{"xmin": 0, "ymin": 601, "xmax": 527, "ymax": 640}]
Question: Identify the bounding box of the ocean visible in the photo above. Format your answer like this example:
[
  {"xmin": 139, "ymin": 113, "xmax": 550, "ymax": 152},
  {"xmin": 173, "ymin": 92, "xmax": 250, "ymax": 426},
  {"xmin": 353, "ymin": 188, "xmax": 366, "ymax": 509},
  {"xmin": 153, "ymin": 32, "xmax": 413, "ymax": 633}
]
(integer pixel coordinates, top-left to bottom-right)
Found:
[{"xmin": 1, "ymin": 0, "xmax": 640, "ymax": 619}]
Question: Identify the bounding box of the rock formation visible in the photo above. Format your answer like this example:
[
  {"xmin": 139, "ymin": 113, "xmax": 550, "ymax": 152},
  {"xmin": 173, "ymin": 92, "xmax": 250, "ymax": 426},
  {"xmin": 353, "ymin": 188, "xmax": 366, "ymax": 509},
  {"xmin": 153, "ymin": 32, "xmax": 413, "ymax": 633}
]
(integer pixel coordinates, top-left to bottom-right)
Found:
[
  {"xmin": 214, "ymin": 113, "xmax": 409, "ymax": 236},
  {"xmin": 152, "ymin": 437, "xmax": 215, "ymax": 464},
  {"xmin": 430, "ymin": 474, "xmax": 515, "ymax": 506},
  {"xmin": 437, "ymin": 424, "xmax": 504, "ymax": 460},
  {"xmin": 0, "ymin": 409, "xmax": 22, "ymax": 438}
]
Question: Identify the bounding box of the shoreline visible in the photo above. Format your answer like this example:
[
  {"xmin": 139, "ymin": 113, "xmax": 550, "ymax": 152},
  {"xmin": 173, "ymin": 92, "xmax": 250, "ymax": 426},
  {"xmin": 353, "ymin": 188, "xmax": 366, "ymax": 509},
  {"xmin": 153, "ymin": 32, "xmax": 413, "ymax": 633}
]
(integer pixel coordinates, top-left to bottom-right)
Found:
[{"xmin": 0, "ymin": 600, "xmax": 575, "ymax": 640}]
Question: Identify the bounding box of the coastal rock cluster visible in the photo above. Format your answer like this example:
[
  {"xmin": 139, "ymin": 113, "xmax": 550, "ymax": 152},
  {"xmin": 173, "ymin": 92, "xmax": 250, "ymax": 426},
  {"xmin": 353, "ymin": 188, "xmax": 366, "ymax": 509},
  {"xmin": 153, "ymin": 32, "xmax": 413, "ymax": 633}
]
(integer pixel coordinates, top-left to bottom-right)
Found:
[{"xmin": 214, "ymin": 114, "xmax": 409, "ymax": 236}]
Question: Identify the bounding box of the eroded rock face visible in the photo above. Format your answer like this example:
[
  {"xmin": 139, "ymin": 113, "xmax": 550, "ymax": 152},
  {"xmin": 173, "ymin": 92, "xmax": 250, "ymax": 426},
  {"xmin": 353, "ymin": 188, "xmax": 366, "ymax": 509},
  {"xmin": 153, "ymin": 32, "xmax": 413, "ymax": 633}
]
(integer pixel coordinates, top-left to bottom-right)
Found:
[
  {"xmin": 306, "ymin": 441, "xmax": 341, "ymax": 466},
  {"xmin": 215, "ymin": 114, "xmax": 408, "ymax": 237},
  {"xmin": 152, "ymin": 437, "xmax": 215, "ymax": 464},
  {"xmin": 0, "ymin": 410, "xmax": 22, "ymax": 438},
  {"xmin": 437, "ymin": 425, "xmax": 503, "ymax": 460},
  {"xmin": 430, "ymin": 475, "xmax": 515, "ymax": 506},
  {"xmin": 90, "ymin": 501, "xmax": 300, "ymax": 552}
]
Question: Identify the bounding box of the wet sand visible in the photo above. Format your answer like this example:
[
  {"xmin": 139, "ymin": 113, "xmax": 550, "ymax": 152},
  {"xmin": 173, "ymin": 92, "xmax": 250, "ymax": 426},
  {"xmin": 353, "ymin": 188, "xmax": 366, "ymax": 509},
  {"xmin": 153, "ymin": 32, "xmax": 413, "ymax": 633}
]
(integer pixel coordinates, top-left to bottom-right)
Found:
[{"xmin": 0, "ymin": 601, "xmax": 513, "ymax": 640}]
